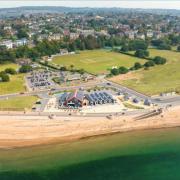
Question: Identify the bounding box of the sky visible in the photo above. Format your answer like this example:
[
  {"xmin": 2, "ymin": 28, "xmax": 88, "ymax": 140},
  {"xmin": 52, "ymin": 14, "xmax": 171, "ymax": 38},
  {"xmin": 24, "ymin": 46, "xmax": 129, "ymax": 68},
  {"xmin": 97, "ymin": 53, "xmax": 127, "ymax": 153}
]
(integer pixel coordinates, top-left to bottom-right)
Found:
[{"xmin": 0, "ymin": 1, "xmax": 180, "ymax": 10}]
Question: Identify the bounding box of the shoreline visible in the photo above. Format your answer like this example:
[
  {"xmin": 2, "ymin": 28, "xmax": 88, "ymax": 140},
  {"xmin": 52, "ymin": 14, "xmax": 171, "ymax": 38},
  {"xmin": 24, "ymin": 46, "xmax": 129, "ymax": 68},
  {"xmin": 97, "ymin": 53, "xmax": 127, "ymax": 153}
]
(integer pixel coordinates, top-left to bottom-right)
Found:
[{"xmin": 0, "ymin": 106, "xmax": 180, "ymax": 149}]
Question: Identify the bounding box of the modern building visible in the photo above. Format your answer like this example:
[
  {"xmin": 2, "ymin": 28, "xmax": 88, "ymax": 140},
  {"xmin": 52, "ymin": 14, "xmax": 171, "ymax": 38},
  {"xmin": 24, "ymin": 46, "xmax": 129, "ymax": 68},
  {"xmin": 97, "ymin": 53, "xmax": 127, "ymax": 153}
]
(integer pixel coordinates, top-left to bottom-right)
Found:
[
  {"xmin": 60, "ymin": 90, "xmax": 86, "ymax": 108},
  {"xmin": 59, "ymin": 90, "xmax": 116, "ymax": 108}
]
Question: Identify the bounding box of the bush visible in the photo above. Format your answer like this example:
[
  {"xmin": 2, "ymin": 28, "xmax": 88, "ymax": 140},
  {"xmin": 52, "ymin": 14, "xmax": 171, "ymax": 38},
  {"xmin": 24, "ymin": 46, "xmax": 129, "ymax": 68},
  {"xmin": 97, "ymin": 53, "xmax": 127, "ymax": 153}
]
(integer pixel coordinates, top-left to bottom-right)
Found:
[{"xmin": 5, "ymin": 68, "xmax": 17, "ymax": 75}]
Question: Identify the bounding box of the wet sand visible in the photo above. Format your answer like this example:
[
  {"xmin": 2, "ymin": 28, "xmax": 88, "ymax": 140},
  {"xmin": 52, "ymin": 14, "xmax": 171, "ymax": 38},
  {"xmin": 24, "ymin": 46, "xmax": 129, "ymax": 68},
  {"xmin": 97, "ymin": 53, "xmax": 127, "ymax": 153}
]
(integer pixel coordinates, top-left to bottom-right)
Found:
[{"xmin": 0, "ymin": 106, "xmax": 179, "ymax": 149}]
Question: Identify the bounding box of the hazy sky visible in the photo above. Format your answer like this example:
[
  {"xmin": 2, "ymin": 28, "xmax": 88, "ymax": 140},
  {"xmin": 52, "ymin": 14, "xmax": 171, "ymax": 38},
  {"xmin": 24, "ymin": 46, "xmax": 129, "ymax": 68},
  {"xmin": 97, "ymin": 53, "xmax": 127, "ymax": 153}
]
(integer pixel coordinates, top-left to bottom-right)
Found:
[{"xmin": 0, "ymin": 1, "xmax": 180, "ymax": 10}]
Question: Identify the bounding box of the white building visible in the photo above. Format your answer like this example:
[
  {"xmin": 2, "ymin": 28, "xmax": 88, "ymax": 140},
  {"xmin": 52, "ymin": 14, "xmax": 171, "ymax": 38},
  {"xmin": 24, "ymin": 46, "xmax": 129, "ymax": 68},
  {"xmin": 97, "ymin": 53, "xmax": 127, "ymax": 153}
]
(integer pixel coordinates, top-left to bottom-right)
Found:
[
  {"xmin": 136, "ymin": 33, "xmax": 145, "ymax": 40},
  {"xmin": 13, "ymin": 38, "xmax": 28, "ymax": 47},
  {"xmin": 146, "ymin": 30, "xmax": 153, "ymax": 38},
  {"xmin": 0, "ymin": 40, "xmax": 13, "ymax": 49}
]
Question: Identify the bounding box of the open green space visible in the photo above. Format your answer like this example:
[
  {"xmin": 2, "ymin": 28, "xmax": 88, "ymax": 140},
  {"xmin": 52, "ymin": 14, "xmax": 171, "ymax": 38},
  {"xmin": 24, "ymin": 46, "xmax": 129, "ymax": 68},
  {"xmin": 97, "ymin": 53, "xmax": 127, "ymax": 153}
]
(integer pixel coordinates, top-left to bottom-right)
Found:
[
  {"xmin": 113, "ymin": 49, "xmax": 180, "ymax": 95},
  {"xmin": 0, "ymin": 63, "xmax": 19, "ymax": 72},
  {"xmin": 0, "ymin": 96, "xmax": 38, "ymax": 111},
  {"xmin": 0, "ymin": 63, "xmax": 26, "ymax": 95},
  {"xmin": 52, "ymin": 50, "xmax": 146, "ymax": 74}
]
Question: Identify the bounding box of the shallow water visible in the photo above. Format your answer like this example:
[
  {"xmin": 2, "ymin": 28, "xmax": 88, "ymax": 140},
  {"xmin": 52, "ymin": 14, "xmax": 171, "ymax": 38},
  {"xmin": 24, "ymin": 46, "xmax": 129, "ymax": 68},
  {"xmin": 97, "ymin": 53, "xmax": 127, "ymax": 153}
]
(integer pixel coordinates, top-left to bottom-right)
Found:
[{"xmin": 1, "ymin": 128, "xmax": 180, "ymax": 179}]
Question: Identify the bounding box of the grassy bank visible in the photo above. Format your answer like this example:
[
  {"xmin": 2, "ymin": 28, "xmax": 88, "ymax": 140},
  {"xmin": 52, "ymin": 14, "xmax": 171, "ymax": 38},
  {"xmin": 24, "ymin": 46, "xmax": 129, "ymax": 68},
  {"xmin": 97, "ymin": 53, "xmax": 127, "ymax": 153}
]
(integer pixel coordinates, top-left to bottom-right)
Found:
[
  {"xmin": 110, "ymin": 49, "xmax": 180, "ymax": 95},
  {"xmin": 0, "ymin": 96, "xmax": 38, "ymax": 111},
  {"xmin": 0, "ymin": 63, "xmax": 26, "ymax": 95}
]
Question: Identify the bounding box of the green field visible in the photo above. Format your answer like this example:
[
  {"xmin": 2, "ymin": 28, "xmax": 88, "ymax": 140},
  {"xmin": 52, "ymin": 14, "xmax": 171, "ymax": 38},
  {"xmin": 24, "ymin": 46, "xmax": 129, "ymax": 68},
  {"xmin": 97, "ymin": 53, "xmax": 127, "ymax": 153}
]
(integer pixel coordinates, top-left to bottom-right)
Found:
[
  {"xmin": 113, "ymin": 49, "xmax": 180, "ymax": 95},
  {"xmin": 0, "ymin": 64, "xmax": 25, "ymax": 95},
  {"xmin": 52, "ymin": 50, "xmax": 146, "ymax": 74},
  {"xmin": 0, "ymin": 96, "xmax": 38, "ymax": 111}
]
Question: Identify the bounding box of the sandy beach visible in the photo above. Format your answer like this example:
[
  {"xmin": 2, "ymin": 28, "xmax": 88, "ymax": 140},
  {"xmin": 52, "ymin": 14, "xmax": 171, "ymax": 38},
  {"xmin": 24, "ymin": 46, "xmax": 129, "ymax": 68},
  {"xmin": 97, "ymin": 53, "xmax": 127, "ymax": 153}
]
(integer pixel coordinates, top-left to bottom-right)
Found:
[{"xmin": 0, "ymin": 106, "xmax": 179, "ymax": 149}]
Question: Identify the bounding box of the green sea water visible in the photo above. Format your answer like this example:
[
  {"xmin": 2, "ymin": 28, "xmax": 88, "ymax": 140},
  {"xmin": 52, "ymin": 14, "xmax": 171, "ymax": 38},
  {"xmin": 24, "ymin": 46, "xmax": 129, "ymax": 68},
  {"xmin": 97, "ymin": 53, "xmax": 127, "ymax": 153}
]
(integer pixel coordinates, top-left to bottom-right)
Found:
[{"xmin": 1, "ymin": 128, "xmax": 180, "ymax": 180}]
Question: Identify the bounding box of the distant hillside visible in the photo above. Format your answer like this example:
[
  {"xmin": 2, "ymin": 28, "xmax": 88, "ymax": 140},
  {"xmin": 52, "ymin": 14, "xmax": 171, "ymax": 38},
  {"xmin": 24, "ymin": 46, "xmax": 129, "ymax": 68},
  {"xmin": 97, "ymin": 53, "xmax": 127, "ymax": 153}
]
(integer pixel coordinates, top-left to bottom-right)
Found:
[{"xmin": 0, "ymin": 6, "xmax": 180, "ymax": 18}]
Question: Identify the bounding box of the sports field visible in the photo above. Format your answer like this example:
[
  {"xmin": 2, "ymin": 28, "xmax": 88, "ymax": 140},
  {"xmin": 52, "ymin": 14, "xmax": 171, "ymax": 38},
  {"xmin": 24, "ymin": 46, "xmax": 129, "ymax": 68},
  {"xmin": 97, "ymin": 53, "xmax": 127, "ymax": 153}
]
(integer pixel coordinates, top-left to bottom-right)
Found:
[
  {"xmin": 52, "ymin": 50, "xmax": 145, "ymax": 74},
  {"xmin": 0, "ymin": 64, "xmax": 25, "ymax": 95},
  {"xmin": 110, "ymin": 49, "xmax": 180, "ymax": 95},
  {"xmin": 0, "ymin": 96, "xmax": 38, "ymax": 111}
]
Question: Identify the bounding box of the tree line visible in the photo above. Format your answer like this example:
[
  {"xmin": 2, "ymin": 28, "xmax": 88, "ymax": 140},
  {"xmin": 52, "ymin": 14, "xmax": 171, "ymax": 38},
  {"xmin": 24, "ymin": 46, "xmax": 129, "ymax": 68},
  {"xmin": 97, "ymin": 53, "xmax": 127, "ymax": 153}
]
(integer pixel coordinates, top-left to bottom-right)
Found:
[
  {"xmin": 0, "ymin": 35, "xmax": 125, "ymax": 64},
  {"xmin": 110, "ymin": 56, "xmax": 167, "ymax": 76}
]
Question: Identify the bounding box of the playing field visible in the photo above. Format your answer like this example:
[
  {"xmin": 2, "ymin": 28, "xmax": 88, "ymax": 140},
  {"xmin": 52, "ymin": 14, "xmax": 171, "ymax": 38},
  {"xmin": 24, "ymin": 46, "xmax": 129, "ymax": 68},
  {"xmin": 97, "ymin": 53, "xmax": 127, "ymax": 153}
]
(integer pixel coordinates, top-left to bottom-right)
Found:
[
  {"xmin": 0, "ymin": 96, "xmax": 38, "ymax": 111},
  {"xmin": 110, "ymin": 49, "xmax": 180, "ymax": 95},
  {"xmin": 52, "ymin": 50, "xmax": 146, "ymax": 74},
  {"xmin": 0, "ymin": 64, "xmax": 25, "ymax": 95}
]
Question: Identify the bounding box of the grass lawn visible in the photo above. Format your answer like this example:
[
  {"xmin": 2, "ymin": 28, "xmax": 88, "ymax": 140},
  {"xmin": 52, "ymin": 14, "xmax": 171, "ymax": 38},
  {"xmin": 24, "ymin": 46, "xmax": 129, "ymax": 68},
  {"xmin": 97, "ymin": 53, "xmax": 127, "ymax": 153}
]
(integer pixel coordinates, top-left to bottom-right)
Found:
[
  {"xmin": 52, "ymin": 50, "xmax": 146, "ymax": 74},
  {"xmin": 110, "ymin": 49, "xmax": 180, "ymax": 95},
  {"xmin": 0, "ymin": 96, "xmax": 38, "ymax": 111},
  {"xmin": 0, "ymin": 63, "xmax": 26, "ymax": 95}
]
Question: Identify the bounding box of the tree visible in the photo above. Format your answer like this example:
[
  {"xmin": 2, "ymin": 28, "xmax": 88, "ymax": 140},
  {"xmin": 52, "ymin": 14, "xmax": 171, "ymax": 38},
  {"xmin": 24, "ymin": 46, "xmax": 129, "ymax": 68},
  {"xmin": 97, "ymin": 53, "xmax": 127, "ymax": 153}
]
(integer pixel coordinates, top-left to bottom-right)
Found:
[
  {"xmin": 129, "ymin": 40, "xmax": 148, "ymax": 51},
  {"xmin": 111, "ymin": 68, "xmax": 119, "ymax": 75},
  {"xmin": 144, "ymin": 61, "xmax": 155, "ymax": 67},
  {"xmin": 153, "ymin": 56, "xmax": 167, "ymax": 65},
  {"xmin": 17, "ymin": 28, "xmax": 29, "ymax": 39},
  {"xmin": 70, "ymin": 64, "xmax": 74, "ymax": 71},
  {"xmin": 134, "ymin": 49, "xmax": 149, "ymax": 58},
  {"xmin": 121, "ymin": 45, "xmax": 129, "ymax": 52},
  {"xmin": 78, "ymin": 68, "xmax": 85, "ymax": 75},
  {"xmin": 0, "ymin": 71, "xmax": 10, "ymax": 82},
  {"xmin": 119, "ymin": 66, "xmax": 129, "ymax": 74},
  {"xmin": 158, "ymin": 43, "xmax": 171, "ymax": 50},
  {"xmin": 60, "ymin": 66, "xmax": 67, "ymax": 71},
  {"xmin": 177, "ymin": 46, "xmax": 180, "ymax": 52},
  {"xmin": 5, "ymin": 68, "xmax": 17, "ymax": 75},
  {"xmin": 134, "ymin": 62, "xmax": 142, "ymax": 70},
  {"xmin": 19, "ymin": 65, "xmax": 32, "ymax": 73}
]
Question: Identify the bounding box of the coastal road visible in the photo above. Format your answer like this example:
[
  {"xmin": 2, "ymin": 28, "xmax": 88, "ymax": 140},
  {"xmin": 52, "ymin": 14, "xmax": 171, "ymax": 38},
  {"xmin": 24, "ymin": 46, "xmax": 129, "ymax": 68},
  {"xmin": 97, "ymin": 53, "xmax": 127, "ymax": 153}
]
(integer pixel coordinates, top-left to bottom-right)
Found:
[{"xmin": 0, "ymin": 79, "xmax": 180, "ymax": 107}]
